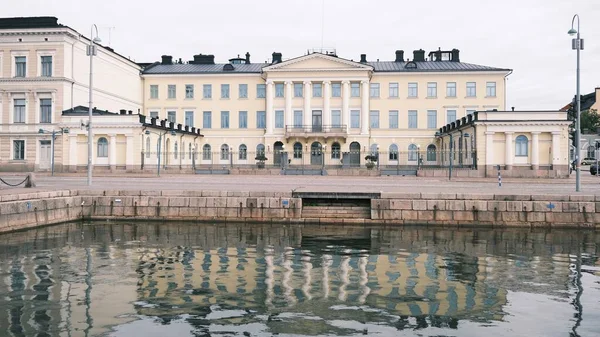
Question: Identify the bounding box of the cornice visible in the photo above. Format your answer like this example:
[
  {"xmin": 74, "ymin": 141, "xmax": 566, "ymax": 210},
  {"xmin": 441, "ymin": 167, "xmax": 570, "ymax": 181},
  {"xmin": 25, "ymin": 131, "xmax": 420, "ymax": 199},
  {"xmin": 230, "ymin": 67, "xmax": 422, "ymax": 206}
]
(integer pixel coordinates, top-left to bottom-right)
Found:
[
  {"xmin": 0, "ymin": 77, "xmax": 74, "ymax": 84},
  {"xmin": 0, "ymin": 29, "xmax": 78, "ymax": 39}
]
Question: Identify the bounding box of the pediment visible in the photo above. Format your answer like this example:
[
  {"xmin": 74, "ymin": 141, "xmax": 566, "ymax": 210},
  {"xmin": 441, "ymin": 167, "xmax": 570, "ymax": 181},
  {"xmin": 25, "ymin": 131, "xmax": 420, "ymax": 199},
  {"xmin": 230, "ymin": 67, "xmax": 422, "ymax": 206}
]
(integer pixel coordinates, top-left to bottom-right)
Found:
[{"xmin": 263, "ymin": 53, "xmax": 373, "ymax": 72}]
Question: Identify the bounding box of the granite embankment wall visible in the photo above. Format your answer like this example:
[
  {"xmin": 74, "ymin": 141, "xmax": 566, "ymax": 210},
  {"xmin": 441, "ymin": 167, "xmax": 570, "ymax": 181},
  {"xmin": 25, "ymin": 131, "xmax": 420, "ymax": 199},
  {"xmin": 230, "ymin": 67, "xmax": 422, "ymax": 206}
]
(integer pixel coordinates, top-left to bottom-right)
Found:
[{"xmin": 0, "ymin": 190, "xmax": 599, "ymax": 234}]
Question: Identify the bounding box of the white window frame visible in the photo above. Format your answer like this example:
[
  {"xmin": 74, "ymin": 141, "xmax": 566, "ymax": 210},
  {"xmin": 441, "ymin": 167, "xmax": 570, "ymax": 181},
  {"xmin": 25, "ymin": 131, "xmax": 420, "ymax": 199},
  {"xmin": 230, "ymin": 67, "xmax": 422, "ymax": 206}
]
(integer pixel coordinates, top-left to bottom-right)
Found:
[
  {"xmin": 184, "ymin": 110, "xmax": 195, "ymax": 127},
  {"xmin": 185, "ymin": 84, "xmax": 194, "ymax": 99},
  {"xmin": 167, "ymin": 84, "xmax": 176, "ymax": 99},
  {"xmin": 389, "ymin": 83, "xmax": 399, "ymax": 98},
  {"xmin": 408, "ymin": 83, "xmax": 418, "ymax": 98},
  {"xmin": 37, "ymin": 50, "xmax": 56, "ymax": 77},
  {"xmin": 10, "ymin": 94, "xmax": 27, "ymax": 124},
  {"xmin": 239, "ymin": 84, "xmax": 248, "ymax": 99},
  {"xmin": 11, "ymin": 139, "xmax": 26, "ymax": 161},
  {"xmin": 466, "ymin": 82, "xmax": 477, "ymax": 97},
  {"xmin": 446, "ymin": 82, "xmax": 457, "ymax": 97},
  {"xmin": 486, "ymin": 82, "xmax": 497, "ymax": 97},
  {"xmin": 37, "ymin": 94, "xmax": 54, "ymax": 124},
  {"xmin": 150, "ymin": 85, "xmax": 159, "ymax": 99},
  {"xmin": 427, "ymin": 82, "xmax": 437, "ymax": 98}
]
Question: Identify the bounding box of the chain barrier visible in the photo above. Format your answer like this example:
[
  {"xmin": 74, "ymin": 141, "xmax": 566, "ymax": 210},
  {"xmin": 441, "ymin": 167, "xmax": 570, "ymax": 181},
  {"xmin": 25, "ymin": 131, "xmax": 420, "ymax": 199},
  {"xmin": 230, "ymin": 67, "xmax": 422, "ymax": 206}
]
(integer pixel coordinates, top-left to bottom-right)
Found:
[{"xmin": 0, "ymin": 176, "xmax": 30, "ymax": 187}]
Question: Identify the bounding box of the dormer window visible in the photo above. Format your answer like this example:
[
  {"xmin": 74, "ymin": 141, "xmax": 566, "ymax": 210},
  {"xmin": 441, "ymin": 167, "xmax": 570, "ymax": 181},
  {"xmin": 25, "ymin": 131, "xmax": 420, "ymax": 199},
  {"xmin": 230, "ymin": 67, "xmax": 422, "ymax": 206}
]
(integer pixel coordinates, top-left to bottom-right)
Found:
[
  {"xmin": 404, "ymin": 61, "xmax": 417, "ymax": 69},
  {"xmin": 223, "ymin": 64, "xmax": 235, "ymax": 71}
]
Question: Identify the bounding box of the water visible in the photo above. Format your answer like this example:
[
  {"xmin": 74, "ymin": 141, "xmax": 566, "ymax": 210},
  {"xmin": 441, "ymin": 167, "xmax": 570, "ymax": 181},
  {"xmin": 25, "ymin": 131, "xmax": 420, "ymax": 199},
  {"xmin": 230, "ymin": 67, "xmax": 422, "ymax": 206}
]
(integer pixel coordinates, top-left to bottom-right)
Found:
[{"xmin": 0, "ymin": 222, "xmax": 599, "ymax": 337}]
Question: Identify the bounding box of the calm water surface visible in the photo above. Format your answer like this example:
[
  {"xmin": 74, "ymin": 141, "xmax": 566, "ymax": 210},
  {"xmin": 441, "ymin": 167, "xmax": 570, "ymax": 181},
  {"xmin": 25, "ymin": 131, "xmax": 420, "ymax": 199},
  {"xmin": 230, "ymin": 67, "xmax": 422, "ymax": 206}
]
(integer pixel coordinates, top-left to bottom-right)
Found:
[{"xmin": 0, "ymin": 222, "xmax": 599, "ymax": 337}]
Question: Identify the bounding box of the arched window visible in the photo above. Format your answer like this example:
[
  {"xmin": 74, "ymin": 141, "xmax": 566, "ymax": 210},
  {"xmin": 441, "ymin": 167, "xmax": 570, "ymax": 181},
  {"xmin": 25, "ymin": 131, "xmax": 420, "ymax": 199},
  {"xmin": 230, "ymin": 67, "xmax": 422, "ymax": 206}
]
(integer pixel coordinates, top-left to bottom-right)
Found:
[
  {"xmin": 427, "ymin": 144, "xmax": 437, "ymax": 161},
  {"xmin": 293, "ymin": 142, "xmax": 303, "ymax": 159},
  {"xmin": 515, "ymin": 135, "xmax": 528, "ymax": 156},
  {"xmin": 220, "ymin": 144, "xmax": 229, "ymax": 160},
  {"xmin": 97, "ymin": 137, "xmax": 108, "ymax": 158},
  {"xmin": 389, "ymin": 144, "xmax": 398, "ymax": 161},
  {"xmin": 256, "ymin": 144, "xmax": 265, "ymax": 157},
  {"xmin": 202, "ymin": 144, "xmax": 211, "ymax": 160},
  {"xmin": 331, "ymin": 142, "xmax": 341, "ymax": 159},
  {"xmin": 408, "ymin": 144, "xmax": 418, "ymax": 161},
  {"xmin": 174, "ymin": 141, "xmax": 178, "ymax": 159},
  {"xmin": 146, "ymin": 137, "xmax": 151, "ymax": 158},
  {"xmin": 239, "ymin": 144, "xmax": 247, "ymax": 160}
]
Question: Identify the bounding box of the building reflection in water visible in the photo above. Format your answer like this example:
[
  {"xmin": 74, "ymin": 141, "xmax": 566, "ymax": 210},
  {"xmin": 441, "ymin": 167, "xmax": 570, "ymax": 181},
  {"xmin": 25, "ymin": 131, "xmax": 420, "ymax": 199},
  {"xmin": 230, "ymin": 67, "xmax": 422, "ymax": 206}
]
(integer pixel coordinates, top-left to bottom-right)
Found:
[{"xmin": 0, "ymin": 222, "xmax": 597, "ymax": 336}]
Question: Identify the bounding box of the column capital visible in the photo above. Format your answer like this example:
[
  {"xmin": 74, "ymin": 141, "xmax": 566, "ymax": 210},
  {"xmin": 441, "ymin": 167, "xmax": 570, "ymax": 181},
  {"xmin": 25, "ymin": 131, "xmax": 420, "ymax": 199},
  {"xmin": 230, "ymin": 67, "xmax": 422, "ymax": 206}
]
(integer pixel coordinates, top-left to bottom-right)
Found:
[
  {"xmin": 361, "ymin": 80, "xmax": 369, "ymax": 85},
  {"xmin": 530, "ymin": 131, "xmax": 541, "ymax": 135},
  {"xmin": 341, "ymin": 80, "xmax": 350, "ymax": 85},
  {"xmin": 323, "ymin": 80, "xmax": 331, "ymax": 85},
  {"xmin": 108, "ymin": 133, "xmax": 117, "ymax": 138},
  {"xmin": 284, "ymin": 81, "xmax": 293, "ymax": 85},
  {"xmin": 504, "ymin": 131, "xmax": 514, "ymax": 135},
  {"xmin": 266, "ymin": 80, "xmax": 274, "ymax": 85},
  {"xmin": 303, "ymin": 80, "xmax": 312, "ymax": 85}
]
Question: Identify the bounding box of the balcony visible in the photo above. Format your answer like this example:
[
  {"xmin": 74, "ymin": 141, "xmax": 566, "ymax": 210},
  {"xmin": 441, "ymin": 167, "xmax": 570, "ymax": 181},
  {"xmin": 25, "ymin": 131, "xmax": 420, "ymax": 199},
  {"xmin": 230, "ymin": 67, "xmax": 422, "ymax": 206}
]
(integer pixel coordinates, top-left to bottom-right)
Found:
[{"xmin": 285, "ymin": 125, "xmax": 348, "ymax": 140}]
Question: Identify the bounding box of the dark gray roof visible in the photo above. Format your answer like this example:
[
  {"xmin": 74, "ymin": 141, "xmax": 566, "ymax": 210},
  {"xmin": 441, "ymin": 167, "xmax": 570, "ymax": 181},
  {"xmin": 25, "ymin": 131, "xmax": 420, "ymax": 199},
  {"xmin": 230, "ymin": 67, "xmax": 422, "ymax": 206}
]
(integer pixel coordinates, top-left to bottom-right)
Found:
[
  {"xmin": 143, "ymin": 63, "xmax": 266, "ymax": 74},
  {"xmin": 366, "ymin": 61, "xmax": 510, "ymax": 72}
]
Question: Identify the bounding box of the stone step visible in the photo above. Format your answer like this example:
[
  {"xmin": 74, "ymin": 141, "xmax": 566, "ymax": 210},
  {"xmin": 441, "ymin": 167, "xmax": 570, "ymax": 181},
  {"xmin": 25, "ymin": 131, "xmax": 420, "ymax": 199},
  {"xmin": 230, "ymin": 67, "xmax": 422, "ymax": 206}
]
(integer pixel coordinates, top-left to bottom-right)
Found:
[
  {"xmin": 302, "ymin": 206, "xmax": 370, "ymax": 211},
  {"xmin": 301, "ymin": 212, "xmax": 371, "ymax": 219}
]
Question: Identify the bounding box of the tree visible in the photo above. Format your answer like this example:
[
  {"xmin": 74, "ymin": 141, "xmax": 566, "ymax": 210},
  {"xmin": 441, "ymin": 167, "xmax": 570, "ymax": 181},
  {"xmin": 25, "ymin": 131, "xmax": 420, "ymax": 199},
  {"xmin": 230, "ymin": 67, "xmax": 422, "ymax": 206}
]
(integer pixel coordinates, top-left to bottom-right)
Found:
[{"xmin": 580, "ymin": 109, "xmax": 599, "ymax": 133}]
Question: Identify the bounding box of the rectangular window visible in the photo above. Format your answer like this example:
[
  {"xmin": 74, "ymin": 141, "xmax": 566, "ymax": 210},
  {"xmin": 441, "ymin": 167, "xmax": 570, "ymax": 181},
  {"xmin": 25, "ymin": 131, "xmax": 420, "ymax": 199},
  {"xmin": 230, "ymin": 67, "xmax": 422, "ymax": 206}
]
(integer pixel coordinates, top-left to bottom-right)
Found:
[
  {"xmin": 203, "ymin": 111, "xmax": 212, "ymax": 129},
  {"xmin": 370, "ymin": 83, "xmax": 380, "ymax": 98},
  {"xmin": 13, "ymin": 99, "xmax": 25, "ymax": 123},
  {"xmin": 185, "ymin": 111, "xmax": 194, "ymax": 126},
  {"xmin": 203, "ymin": 84, "xmax": 212, "ymax": 99},
  {"xmin": 312, "ymin": 83, "xmax": 322, "ymax": 97},
  {"xmin": 369, "ymin": 110, "xmax": 379, "ymax": 128},
  {"xmin": 41, "ymin": 56, "xmax": 52, "ymax": 77},
  {"xmin": 275, "ymin": 83, "xmax": 284, "ymax": 97},
  {"xmin": 466, "ymin": 82, "xmax": 476, "ymax": 97},
  {"xmin": 332, "ymin": 83, "xmax": 341, "ymax": 97},
  {"xmin": 256, "ymin": 84, "xmax": 266, "ymax": 98},
  {"xmin": 168, "ymin": 85, "xmax": 176, "ymax": 99},
  {"xmin": 150, "ymin": 85, "xmax": 158, "ymax": 99},
  {"xmin": 221, "ymin": 84, "xmax": 230, "ymax": 99},
  {"xmin": 351, "ymin": 110, "xmax": 360, "ymax": 129},
  {"xmin": 40, "ymin": 98, "xmax": 52, "ymax": 123},
  {"xmin": 486, "ymin": 82, "xmax": 497, "ymax": 97},
  {"xmin": 408, "ymin": 83, "xmax": 418, "ymax": 97},
  {"xmin": 389, "ymin": 83, "xmax": 399, "ymax": 97},
  {"xmin": 167, "ymin": 111, "xmax": 176, "ymax": 123},
  {"xmin": 389, "ymin": 110, "xmax": 398, "ymax": 129},
  {"xmin": 466, "ymin": 109, "xmax": 476, "ymax": 116},
  {"xmin": 408, "ymin": 110, "xmax": 418, "ymax": 129},
  {"xmin": 427, "ymin": 110, "xmax": 437, "ymax": 129},
  {"xmin": 256, "ymin": 111, "xmax": 266, "ymax": 129},
  {"xmin": 13, "ymin": 140, "xmax": 25, "ymax": 160},
  {"xmin": 15, "ymin": 56, "xmax": 26, "ymax": 77},
  {"xmin": 239, "ymin": 111, "xmax": 248, "ymax": 128},
  {"xmin": 351, "ymin": 83, "xmax": 360, "ymax": 97},
  {"xmin": 427, "ymin": 82, "xmax": 437, "ymax": 98},
  {"xmin": 294, "ymin": 83, "xmax": 303, "ymax": 97},
  {"xmin": 331, "ymin": 110, "xmax": 341, "ymax": 127},
  {"xmin": 446, "ymin": 110, "xmax": 457, "ymax": 124},
  {"xmin": 446, "ymin": 82, "xmax": 456, "ymax": 97},
  {"xmin": 221, "ymin": 111, "xmax": 229, "ymax": 128},
  {"xmin": 293, "ymin": 110, "xmax": 303, "ymax": 127},
  {"xmin": 239, "ymin": 84, "xmax": 248, "ymax": 98},
  {"xmin": 185, "ymin": 84, "xmax": 194, "ymax": 99},
  {"xmin": 275, "ymin": 110, "xmax": 284, "ymax": 128},
  {"xmin": 150, "ymin": 111, "xmax": 159, "ymax": 119}
]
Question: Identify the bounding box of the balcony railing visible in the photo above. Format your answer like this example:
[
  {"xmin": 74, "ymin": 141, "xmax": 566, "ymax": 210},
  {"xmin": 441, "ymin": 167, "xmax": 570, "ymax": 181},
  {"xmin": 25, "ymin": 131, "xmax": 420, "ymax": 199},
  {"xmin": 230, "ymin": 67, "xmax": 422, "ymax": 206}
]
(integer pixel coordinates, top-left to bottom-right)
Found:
[{"xmin": 285, "ymin": 125, "xmax": 348, "ymax": 138}]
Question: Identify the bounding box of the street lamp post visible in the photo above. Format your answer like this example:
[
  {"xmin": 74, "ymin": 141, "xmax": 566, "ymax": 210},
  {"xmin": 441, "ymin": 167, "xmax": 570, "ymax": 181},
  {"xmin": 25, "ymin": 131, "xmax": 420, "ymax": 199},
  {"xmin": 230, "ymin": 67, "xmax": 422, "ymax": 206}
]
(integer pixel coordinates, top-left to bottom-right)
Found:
[
  {"xmin": 38, "ymin": 128, "xmax": 69, "ymax": 176},
  {"xmin": 87, "ymin": 25, "xmax": 102, "ymax": 186},
  {"xmin": 569, "ymin": 14, "xmax": 583, "ymax": 192},
  {"xmin": 145, "ymin": 130, "xmax": 175, "ymax": 176}
]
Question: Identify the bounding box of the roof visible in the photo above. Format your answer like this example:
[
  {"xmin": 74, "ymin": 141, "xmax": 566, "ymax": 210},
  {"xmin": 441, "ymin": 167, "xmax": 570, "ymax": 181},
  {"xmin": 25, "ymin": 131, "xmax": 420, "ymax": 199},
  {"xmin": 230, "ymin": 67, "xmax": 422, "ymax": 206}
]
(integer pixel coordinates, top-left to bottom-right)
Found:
[
  {"xmin": 143, "ymin": 63, "xmax": 266, "ymax": 74},
  {"xmin": 0, "ymin": 16, "xmax": 62, "ymax": 29},
  {"xmin": 366, "ymin": 61, "xmax": 510, "ymax": 72},
  {"xmin": 62, "ymin": 105, "xmax": 133, "ymax": 116},
  {"xmin": 560, "ymin": 91, "xmax": 597, "ymax": 111}
]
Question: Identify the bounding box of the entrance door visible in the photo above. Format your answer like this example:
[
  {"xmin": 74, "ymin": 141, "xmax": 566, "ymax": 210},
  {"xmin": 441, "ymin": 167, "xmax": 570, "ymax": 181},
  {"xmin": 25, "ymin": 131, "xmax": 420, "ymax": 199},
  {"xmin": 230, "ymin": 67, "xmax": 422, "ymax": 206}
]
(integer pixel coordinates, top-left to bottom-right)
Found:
[
  {"xmin": 312, "ymin": 110, "xmax": 322, "ymax": 132},
  {"xmin": 349, "ymin": 142, "xmax": 361, "ymax": 167},
  {"xmin": 39, "ymin": 140, "xmax": 51, "ymax": 170},
  {"xmin": 310, "ymin": 142, "xmax": 322, "ymax": 166},
  {"xmin": 273, "ymin": 141, "xmax": 283, "ymax": 166}
]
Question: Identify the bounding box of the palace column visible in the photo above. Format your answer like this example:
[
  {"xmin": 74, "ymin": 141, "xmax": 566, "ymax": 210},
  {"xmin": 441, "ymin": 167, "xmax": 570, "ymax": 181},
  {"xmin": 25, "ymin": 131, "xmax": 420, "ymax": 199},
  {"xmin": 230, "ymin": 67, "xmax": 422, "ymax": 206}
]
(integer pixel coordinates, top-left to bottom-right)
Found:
[
  {"xmin": 303, "ymin": 81, "xmax": 312, "ymax": 129},
  {"xmin": 323, "ymin": 81, "xmax": 331, "ymax": 129},
  {"xmin": 531, "ymin": 132, "xmax": 540, "ymax": 170},
  {"xmin": 551, "ymin": 131, "xmax": 561, "ymax": 168},
  {"xmin": 485, "ymin": 131, "xmax": 495, "ymax": 175},
  {"xmin": 342, "ymin": 80, "xmax": 350, "ymax": 133},
  {"xmin": 69, "ymin": 134, "xmax": 78, "ymax": 172},
  {"xmin": 360, "ymin": 80, "xmax": 369, "ymax": 135},
  {"xmin": 285, "ymin": 81, "xmax": 293, "ymax": 128},
  {"xmin": 109, "ymin": 134, "xmax": 117, "ymax": 170},
  {"xmin": 126, "ymin": 135, "xmax": 134, "ymax": 171},
  {"xmin": 266, "ymin": 80, "xmax": 274, "ymax": 135},
  {"xmin": 504, "ymin": 132, "xmax": 513, "ymax": 170}
]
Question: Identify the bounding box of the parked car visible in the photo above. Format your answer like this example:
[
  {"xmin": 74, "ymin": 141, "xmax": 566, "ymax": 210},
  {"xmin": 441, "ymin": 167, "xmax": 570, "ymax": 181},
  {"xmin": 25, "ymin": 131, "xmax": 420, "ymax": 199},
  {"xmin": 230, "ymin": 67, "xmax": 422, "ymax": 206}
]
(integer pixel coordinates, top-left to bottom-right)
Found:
[
  {"xmin": 581, "ymin": 157, "xmax": 596, "ymax": 165},
  {"xmin": 591, "ymin": 164, "xmax": 598, "ymax": 175}
]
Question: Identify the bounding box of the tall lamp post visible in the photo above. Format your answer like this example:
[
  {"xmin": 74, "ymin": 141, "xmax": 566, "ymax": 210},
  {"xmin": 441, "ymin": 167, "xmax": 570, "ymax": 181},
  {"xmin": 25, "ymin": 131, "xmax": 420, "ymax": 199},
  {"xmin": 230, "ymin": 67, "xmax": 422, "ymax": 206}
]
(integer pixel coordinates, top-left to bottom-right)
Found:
[
  {"xmin": 145, "ymin": 130, "xmax": 175, "ymax": 176},
  {"xmin": 38, "ymin": 128, "xmax": 69, "ymax": 176},
  {"xmin": 87, "ymin": 24, "xmax": 101, "ymax": 186},
  {"xmin": 569, "ymin": 14, "xmax": 583, "ymax": 192}
]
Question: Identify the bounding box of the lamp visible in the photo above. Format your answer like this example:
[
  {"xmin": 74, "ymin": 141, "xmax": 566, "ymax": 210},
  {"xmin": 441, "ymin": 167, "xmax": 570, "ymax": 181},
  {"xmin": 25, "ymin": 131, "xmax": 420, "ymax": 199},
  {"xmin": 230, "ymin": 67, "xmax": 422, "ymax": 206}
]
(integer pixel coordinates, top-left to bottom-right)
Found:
[
  {"xmin": 86, "ymin": 24, "xmax": 101, "ymax": 186},
  {"xmin": 145, "ymin": 129, "xmax": 163, "ymax": 176},
  {"xmin": 569, "ymin": 14, "xmax": 583, "ymax": 192},
  {"xmin": 38, "ymin": 128, "xmax": 68, "ymax": 176}
]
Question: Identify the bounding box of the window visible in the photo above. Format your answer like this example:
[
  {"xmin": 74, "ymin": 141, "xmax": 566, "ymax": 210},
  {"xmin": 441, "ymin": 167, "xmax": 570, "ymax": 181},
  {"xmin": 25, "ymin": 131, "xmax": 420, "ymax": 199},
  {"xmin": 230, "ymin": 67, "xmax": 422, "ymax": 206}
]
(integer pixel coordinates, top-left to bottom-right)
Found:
[
  {"xmin": 408, "ymin": 144, "xmax": 418, "ymax": 161},
  {"xmin": 185, "ymin": 84, "xmax": 194, "ymax": 99},
  {"xmin": 389, "ymin": 110, "xmax": 398, "ymax": 129},
  {"xmin": 351, "ymin": 110, "xmax": 360, "ymax": 129},
  {"xmin": 332, "ymin": 83, "xmax": 341, "ymax": 97},
  {"xmin": 446, "ymin": 110, "xmax": 457, "ymax": 124},
  {"xmin": 331, "ymin": 110, "xmax": 341, "ymax": 128},
  {"xmin": 150, "ymin": 111, "xmax": 159, "ymax": 119},
  {"xmin": 239, "ymin": 144, "xmax": 247, "ymax": 160},
  {"xmin": 185, "ymin": 111, "xmax": 194, "ymax": 127},
  {"xmin": 150, "ymin": 85, "xmax": 158, "ymax": 99},
  {"xmin": 446, "ymin": 82, "xmax": 456, "ymax": 97},
  {"xmin": 486, "ymin": 82, "xmax": 497, "ymax": 97},
  {"xmin": 427, "ymin": 144, "xmax": 437, "ymax": 161},
  {"xmin": 427, "ymin": 110, "xmax": 437, "ymax": 129},
  {"xmin": 13, "ymin": 140, "xmax": 25, "ymax": 160},
  {"xmin": 146, "ymin": 137, "xmax": 151, "ymax": 158},
  {"xmin": 256, "ymin": 111, "xmax": 266, "ymax": 129},
  {"xmin": 275, "ymin": 110, "xmax": 284, "ymax": 128},
  {"xmin": 203, "ymin": 84, "xmax": 212, "ymax": 99},
  {"xmin": 516, "ymin": 135, "xmax": 528, "ymax": 156},
  {"xmin": 167, "ymin": 111, "xmax": 176, "ymax": 123},
  {"xmin": 220, "ymin": 144, "xmax": 229, "ymax": 160},
  {"xmin": 256, "ymin": 144, "xmax": 265, "ymax": 157},
  {"xmin": 408, "ymin": 83, "xmax": 418, "ymax": 97},
  {"xmin": 293, "ymin": 142, "xmax": 303, "ymax": 159},
  {"xmin": 203, "ymin": 111, "xmax": 212, "ymax": 129},
  {"xmin": 239, "ymin": 111, "xmax": 247, "ymax": 129},
  {"xmin": 427, "ymin": 82, "xmax": 437, "ymax": 98},
  {"xmin": 174, "ymin": 142, "xmax": 178, "ymax": 159},
  {"xmin": 293, "ymin": 110, "xmax": 303, "ymax": 128},
  {"xmin": 312, "ymin": 83, "xmax": 322, "ymax": 97},
  {"xmin": 168, "ymin": 85, "xmax": 176, "ymax": 99},
  {"xmin": 239, "ymin": 84, "xmax": 248, "ymax": 98},
  {"xmin": 97, "ymin": 137, "xmax": 108, "ymax": 158},
  {"xmin": 221, "ymin": 111, "xmax": 229, "ymax": 129},
  {"xmin": 389, "ymin": 144, "xmax": 398, "ymax": 161},
  {"xmin": 15, "ymin": 56, "xmax": 26, "ymax": 77},
  {"xmin": 39, "ymin": 98, "xmax": 52, "ymax": 123},
  {"xmin": 466, "ymin": 82, "xmax": 476, "ymax": 97},
  {"xmin": 275, "ymin": 83, "xmax": 284, "ymax": 97},
  {"xmin": 256, "ymin": 84, "xmax": 266, "ymax": 98},
  {"xmin": 370, "ymin": 83, "xmax": 380, "ymax": 98},
  {"xmin": 221, "ymin": 84, "xmax": 230, "ymax": 99},
  {"xmin": 202, "ymin": 144, "xmax": 211, "ymax": 160},
  {"xmin": 294, "ymin": 83, "xmax": 303, "ymax": 97},
  {"xmin": 351, "ymin": 83, "xmax": 360, "ymax": 97},
  {"xmin": 13, "ymin": 99, "xmax": 25, "ymax": 123},
  {"xmin": 408, "ymin": 110, "xmax": 418, "ymax": 129},
  {"xmin": 331, "ymin": 142, "xmax": 341, "ymax": 159},
  {"xmin": 369, "ymin": 111, "xmax": 379, "ymax": 128},
  {"xmin": 41, "ymin": 56, "xmax": 52, "ymax": 77},
  {"xmin": 466, "ymin": 109, "xmax": 476, "ymax": 116},
  {"xmin": 389, "ymin": 83, "xmax": 398, "ymax": 97}
]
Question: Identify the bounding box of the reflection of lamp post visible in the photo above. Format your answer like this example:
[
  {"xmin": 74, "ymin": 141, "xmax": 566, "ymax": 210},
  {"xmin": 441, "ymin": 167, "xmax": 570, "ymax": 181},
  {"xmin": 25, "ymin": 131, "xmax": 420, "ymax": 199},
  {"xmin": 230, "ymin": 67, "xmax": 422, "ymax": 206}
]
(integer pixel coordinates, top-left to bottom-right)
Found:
[
  {"xmin": 463, "ymin": 133, "xmax": 471, "ymax": 168},
  {"xmin": 376, "ymin": 145, "xmax": 380, "ymax": 170},
  {"xmin": 38, "ymin": 128, "xmax": 69, "ymax": 176},
  {"xmin": 449, "ymin": 133, "xmax": 454, "ymax": 180},
  {"xmin": 569, "ymin": 14, "xmax": 583, "ymax": 192},
  {"xmin": 86, "ymin": 24, "xmax": 102, "ymax": 186}
]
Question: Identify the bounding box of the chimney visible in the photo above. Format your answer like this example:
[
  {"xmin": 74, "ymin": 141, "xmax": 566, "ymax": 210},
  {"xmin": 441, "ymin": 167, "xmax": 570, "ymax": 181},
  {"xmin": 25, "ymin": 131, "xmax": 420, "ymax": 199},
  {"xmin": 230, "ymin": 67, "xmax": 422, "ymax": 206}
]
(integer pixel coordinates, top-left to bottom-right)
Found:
[
  {"xmin": 451, "ymin": 48, "xmax": 460, "ymax": 62},
  {"xmin": 245, "ymin": 52, "xmax": 251, "ymax": 64},
  {"xmin": 360, "ymin": 54, "xmax": 367, "ymax": 63},
  {"xmin": 413, "ymin": 49, "xmax": 425, "ymax": 62},
  {"xmin": 395, "ymin": 50, "xmax": 404, "ymax": 62},
  {"xmin": 434, "ymin": 47, "xmax": 442, "ymax": 61},
  {"xmin": 119, "ymin": 109, "xmax": 126, "ymax": 115},
  {"xmin": 272, "ymin": 52, "xmax": 282, "ymax": 63},
  {"xmin": 192, "ymin": 54, "xmax": 215, "ymax": 64},
  {"xmin": 511, "ymin": 107, "xmax": 515, "ymax": 111},
  {"xmin": 128, "ymin": 110, "xmax": 133, "ymax": 115},
  {"xmin": 161, "ymin": 55, "xmax": 173, "ymax": 65}
]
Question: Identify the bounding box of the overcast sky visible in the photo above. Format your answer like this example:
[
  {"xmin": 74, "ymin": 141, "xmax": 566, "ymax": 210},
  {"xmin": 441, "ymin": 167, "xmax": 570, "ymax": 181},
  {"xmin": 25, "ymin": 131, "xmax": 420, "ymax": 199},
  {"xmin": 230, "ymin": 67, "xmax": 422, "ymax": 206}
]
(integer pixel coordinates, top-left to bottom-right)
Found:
[{"xmin": 5, "ymin": 0, "xmax": 600, "ymax": 109}]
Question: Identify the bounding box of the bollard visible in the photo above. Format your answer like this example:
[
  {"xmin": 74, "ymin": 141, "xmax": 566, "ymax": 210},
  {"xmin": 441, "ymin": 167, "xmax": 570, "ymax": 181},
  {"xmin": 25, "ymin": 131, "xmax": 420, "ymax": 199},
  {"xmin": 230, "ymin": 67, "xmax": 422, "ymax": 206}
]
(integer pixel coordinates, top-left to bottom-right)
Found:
[{"xmin": 497, "ymin": 165, "xmax": 502, "ymax": 187}]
